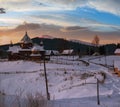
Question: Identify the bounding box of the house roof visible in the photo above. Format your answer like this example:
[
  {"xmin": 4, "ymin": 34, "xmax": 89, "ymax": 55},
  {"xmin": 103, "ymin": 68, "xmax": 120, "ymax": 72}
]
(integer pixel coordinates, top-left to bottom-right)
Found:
[
  {"xmin": 51, "ymin": 50, "xmax": 59, "ymax": 55},
  {"xmin": 32, "ymin": 44, "xmax": 44, "ymax": 52},
  {"xmin": 20, "ymin": 32, "xmax": 32, "ymax": 43},
  {"xmin": 114, "ymin": 61, "xmax": 120, "ymax": 70},
  {"xmin": 114, "ymin": 48, "xmax": 120, "ymax": 54},
  {"xmin": 19, "ymin": 48, "xmax": 31, "ymax": 51},
  {"xmin": 46, "ymin": 50, "xmax": 59, "ymax": 55},
  {"xmin": 62, "ymin": 49, "xmax": 73, "ymax": 55},
  {"xmin": 8, "ymin": 46, "xmax": 21, "ymax": 53}
]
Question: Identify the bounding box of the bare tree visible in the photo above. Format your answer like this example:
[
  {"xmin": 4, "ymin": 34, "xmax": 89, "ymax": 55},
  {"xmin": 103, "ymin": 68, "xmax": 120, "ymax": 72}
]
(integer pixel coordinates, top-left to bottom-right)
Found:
[{"xmin": 92, "ymin": 35, "xmax": 100, "ymax": 46}]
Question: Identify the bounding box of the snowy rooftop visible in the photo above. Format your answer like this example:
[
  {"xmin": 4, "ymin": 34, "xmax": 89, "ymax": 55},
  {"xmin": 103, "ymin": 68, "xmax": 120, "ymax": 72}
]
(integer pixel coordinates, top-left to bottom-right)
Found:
[
  {"xmin": 114, "ymin": 48, "xmax": 120, "ymax": 54},
  {"xmin": 19, "ymin": 48, "xmax": 31, "ymax": 51},
  {"xmin": 114, "ymin": 61, "xmax": 120, "ymax": 70},
  {"xmin": 20, "ymin": 32, "xmax": 32, "ymax": 43},
  {"xmin": 45, "ymin": 50, "xmax": 60, "ymax": 55},
  {"xmin": 32, "ymin": 44, "xmax": 44, "ymax": 51},
  {"xmin": 8, "ymin": 46, "xmax": 21, "ymax": 53},
  {"xmin": 52, "ymin": 50, "xmax": 59, "ymax": 55},
  {"xmin": 62, "ymin": 49, "xmax": 73, "ymax": 55}
]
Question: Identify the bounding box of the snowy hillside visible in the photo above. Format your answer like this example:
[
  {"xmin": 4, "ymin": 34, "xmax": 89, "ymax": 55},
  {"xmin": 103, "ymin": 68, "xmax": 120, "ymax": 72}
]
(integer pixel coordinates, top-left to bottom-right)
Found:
[{"xmin": 0, "ymin": 55, "xmax": 120, "ymax": 107}]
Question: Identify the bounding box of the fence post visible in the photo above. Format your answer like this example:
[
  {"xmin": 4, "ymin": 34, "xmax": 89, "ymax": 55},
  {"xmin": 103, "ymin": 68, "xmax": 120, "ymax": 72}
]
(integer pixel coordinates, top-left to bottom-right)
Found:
[{"xmin": 97, "ymin": 79, "xmax": 100, "ymax": 105}]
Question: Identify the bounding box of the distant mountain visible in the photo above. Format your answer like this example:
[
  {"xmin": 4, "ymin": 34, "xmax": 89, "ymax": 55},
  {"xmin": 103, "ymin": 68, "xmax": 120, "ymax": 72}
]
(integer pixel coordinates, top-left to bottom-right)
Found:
[
  {"xmin": 0, "ymin": 37, "xmax": 117, "ymax": 58},
  {"xmin": 39, "ymin": 35, "xmax": 54, "ymax": 39},
  {"xmin": 70, "ymin": 39, "xmax": 95, "ymax": 46},
  {"xmin": 32, "ymin": 37, "xmax": 96, "ymax": 55},
  {"xmin": 0, "ymin": 37, "xmax": 99, "ymax": 54},
  {"xmin": 38, "ymin": 35, "xmax": 96, "ymax": 46}
]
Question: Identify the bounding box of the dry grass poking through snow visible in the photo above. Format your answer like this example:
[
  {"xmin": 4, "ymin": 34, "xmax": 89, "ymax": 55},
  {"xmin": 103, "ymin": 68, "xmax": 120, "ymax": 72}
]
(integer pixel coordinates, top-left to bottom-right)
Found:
[
  {"xmin": 26, "ymin": 92, "xmax": 48, "ymax": 107},
  {"xmin": 0, "ymin": 93, "xmax": 48, "ymax": 107}
]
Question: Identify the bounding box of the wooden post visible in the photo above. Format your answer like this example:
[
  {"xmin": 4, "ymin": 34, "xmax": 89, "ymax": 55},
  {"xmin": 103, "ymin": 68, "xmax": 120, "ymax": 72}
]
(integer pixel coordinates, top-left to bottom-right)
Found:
[
  {"xmin": 43, "ymin": 54, "xmax": 50, "ymax": 100},
  {"xmin": 97, "ymin": 79, "xmax": 100, "ymax": 105},
  {"xmin": 105, "ymin": 55, "xmax": 107, "ymax": 66},
  {"xmin": 105, "ymin": 47, "xmax": 107, "ymax": 66},
  {"xmin": 89, "ymin": 46, "xmax": 90, "ymax": 56}
]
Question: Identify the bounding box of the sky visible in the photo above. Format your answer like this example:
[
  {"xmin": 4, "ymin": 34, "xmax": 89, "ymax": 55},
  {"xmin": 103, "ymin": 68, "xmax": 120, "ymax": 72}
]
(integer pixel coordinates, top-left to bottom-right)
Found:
[{"xmin": 0, "ymin": 0, "xmax": 120, "ymax": 45}]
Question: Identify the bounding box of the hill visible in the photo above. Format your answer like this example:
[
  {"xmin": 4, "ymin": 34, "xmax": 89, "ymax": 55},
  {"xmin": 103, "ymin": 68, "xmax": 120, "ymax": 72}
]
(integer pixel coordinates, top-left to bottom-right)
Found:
[{"xmin": 0, "ymin": 37, "xmax": 117, "ymax": 58}]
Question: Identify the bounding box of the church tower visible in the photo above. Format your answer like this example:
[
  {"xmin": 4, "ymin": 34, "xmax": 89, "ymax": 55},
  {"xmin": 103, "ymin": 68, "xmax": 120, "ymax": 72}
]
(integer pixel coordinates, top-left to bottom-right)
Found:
[{"xmin": 20, "ymin": 32, "xmax": 33, "ymax": 49}]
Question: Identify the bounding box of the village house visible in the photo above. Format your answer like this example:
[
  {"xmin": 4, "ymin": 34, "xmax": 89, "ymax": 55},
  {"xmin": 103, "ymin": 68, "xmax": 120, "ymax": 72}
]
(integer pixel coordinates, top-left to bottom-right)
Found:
[
  {"xmin": 8, "ymin": 32, "xmax": 50, "ymax": 61},
  {"xmin": 61, "ymin": 49, "xmax": 74, "ymax": 55},
  {"xmin": 114, "ymin": 48, "xmax": 120, "ymax": 55},
  {"xmin": 46, "ymin": 50, "xmax": 60, "ymax": 56},
  {"xmin": 114, "ymin": 60, "xmax": 120, "ymax": 76}
]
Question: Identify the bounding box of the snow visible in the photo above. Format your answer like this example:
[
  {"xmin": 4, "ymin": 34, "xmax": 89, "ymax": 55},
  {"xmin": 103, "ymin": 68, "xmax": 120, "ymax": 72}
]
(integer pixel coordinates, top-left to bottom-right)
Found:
[
  {"xmin": 86, "ymin": 55, "xmax": 120, "ymax": 66},
  {"xmin": 32, "ymin": 44, "xmax": 44, "ymax": 51},
  {"xmin": 46, "ymin": 50, "xmax": 51, "ymax": 55},
  {"xmin": 30, "ymin": 53, "xmax": 41, "ymax": 56},
  {"xmin": 0, "ymin": 61, "xmax": 40, "ymax": 73},
  {"xmin": 52, "ymin": 50, "xmax": 59, "ymax": 55},
  {"xmin": 19, "ymin": 48, "xmax": 31, "ymax": 51},
  {"xmin": 1, "ymin": 55, "xmax": 120, "ymax": 106},
  {"xmin": 114, "ymin": 61, "xmax": 120, "ymax": 70},
  {"xmin": 95, "ymin": 74, "xmax": 104, "ymax": 82},
  {"xmin": 8, "ymin": 46, "xmax": 21, "ymax": 53},
  {"xmin": 114, "ymin": 48, "xmax": 120, "ymax": 54},
  {"xmin": 62, "ymin": 49, "xmax": 73, "ymax": 55}
]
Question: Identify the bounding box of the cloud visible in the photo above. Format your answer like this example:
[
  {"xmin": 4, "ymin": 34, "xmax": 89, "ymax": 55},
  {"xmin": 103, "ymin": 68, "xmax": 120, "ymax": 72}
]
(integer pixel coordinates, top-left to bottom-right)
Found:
[
  {"xmin": 0, "ymin": 8, "xmax": 6, "ymax": 13},
  {"xmin": 36, "ymin": 0, "xmax": 88, "ymax": 8},
  {"xmin": 13, "ymin": 23, "xmax": 41, "ymax": 32},
  {"xmin": 34, "ymin": 0, "xmax": 120, "ymax": 16},
  {"xmin": 0, "ymin": 0, "xmax": 120, "ymax": 45},
  {"xmin": 61, "ymin": 26, "xmax": 87, "ymax": 32},
  {"xmin": 0, "ymin": 0, "xmax": 120, "ymax": 16},
  {"xmin": 0, "ymin": 0, "xmax": 68, "ymax": 12},
  {"xmin": 0, "ymin": 23, "xmax": 41, "ymax": 35},
  {"xmin": 0, "ymin": 18, "xmax": 24, "ymax": 27},
  {"xmin": 0, "ymin": 22, "xmax": 120, "ymax": 45},
  {"xmin": 29, "ymin": 14, "xmax": 74, "ymax": 26},
  {"xmin": 0, "ymin": 23, "xmax": 42, "ymax": 45},
  {"xmin": 88, "ymin": 0, "xmax": 120, "ymax": 16}
]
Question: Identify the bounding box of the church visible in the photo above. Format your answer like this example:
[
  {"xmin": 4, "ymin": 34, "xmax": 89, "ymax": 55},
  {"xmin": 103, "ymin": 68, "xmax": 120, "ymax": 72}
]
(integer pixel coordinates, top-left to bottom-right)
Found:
[{"xmin": 8, "ymin": 32, "xmax": 50, "ymax": 61}]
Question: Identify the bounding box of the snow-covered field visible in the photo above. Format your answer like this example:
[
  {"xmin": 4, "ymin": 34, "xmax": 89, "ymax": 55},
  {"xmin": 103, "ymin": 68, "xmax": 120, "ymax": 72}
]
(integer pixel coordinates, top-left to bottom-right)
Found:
[{"xmin": 0, "ymin": 55, "xmax": 120, "ymax": 107}]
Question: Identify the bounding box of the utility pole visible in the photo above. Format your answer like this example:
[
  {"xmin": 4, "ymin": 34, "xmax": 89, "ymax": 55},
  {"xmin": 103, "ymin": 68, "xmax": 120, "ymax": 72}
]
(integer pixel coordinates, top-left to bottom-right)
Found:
[
  {"xmin": 43, "ymin": 53, "xmax": 50, "ymax": 100},
  {"xmin": 97, "ymin": 79, "xmax": 100, "ymax": 105}
]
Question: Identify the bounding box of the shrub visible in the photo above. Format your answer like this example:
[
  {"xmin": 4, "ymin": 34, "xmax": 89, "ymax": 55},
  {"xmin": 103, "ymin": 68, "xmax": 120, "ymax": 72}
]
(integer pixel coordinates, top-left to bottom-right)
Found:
[{"xmin": 26, "ymin": 92, "xmax": 47, "ymax": 107}]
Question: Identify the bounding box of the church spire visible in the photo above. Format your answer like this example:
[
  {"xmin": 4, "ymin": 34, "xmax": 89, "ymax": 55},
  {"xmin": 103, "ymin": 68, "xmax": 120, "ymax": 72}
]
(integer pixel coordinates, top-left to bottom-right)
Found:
[{"xmin": 20, "ymin": 32, "xmax": 32, "ymax": 43}]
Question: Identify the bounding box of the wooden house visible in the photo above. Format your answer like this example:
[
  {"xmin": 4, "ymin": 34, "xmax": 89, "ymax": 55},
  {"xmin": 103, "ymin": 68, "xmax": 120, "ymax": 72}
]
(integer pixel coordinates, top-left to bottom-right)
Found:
[
  {"xmin": 114, "ymin": 48, "xmax": 120, "ymax": 55},
  {"xmin": 114, "ymin": 61, "xmax": 120, "ymax": 76},
  {"xmin": 61, "ymin": 49, "xmax": 74, "ymax": 55},
  {"xmin": 8, "ymin": 32, "xmax": 48, "ymax": 61}
]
